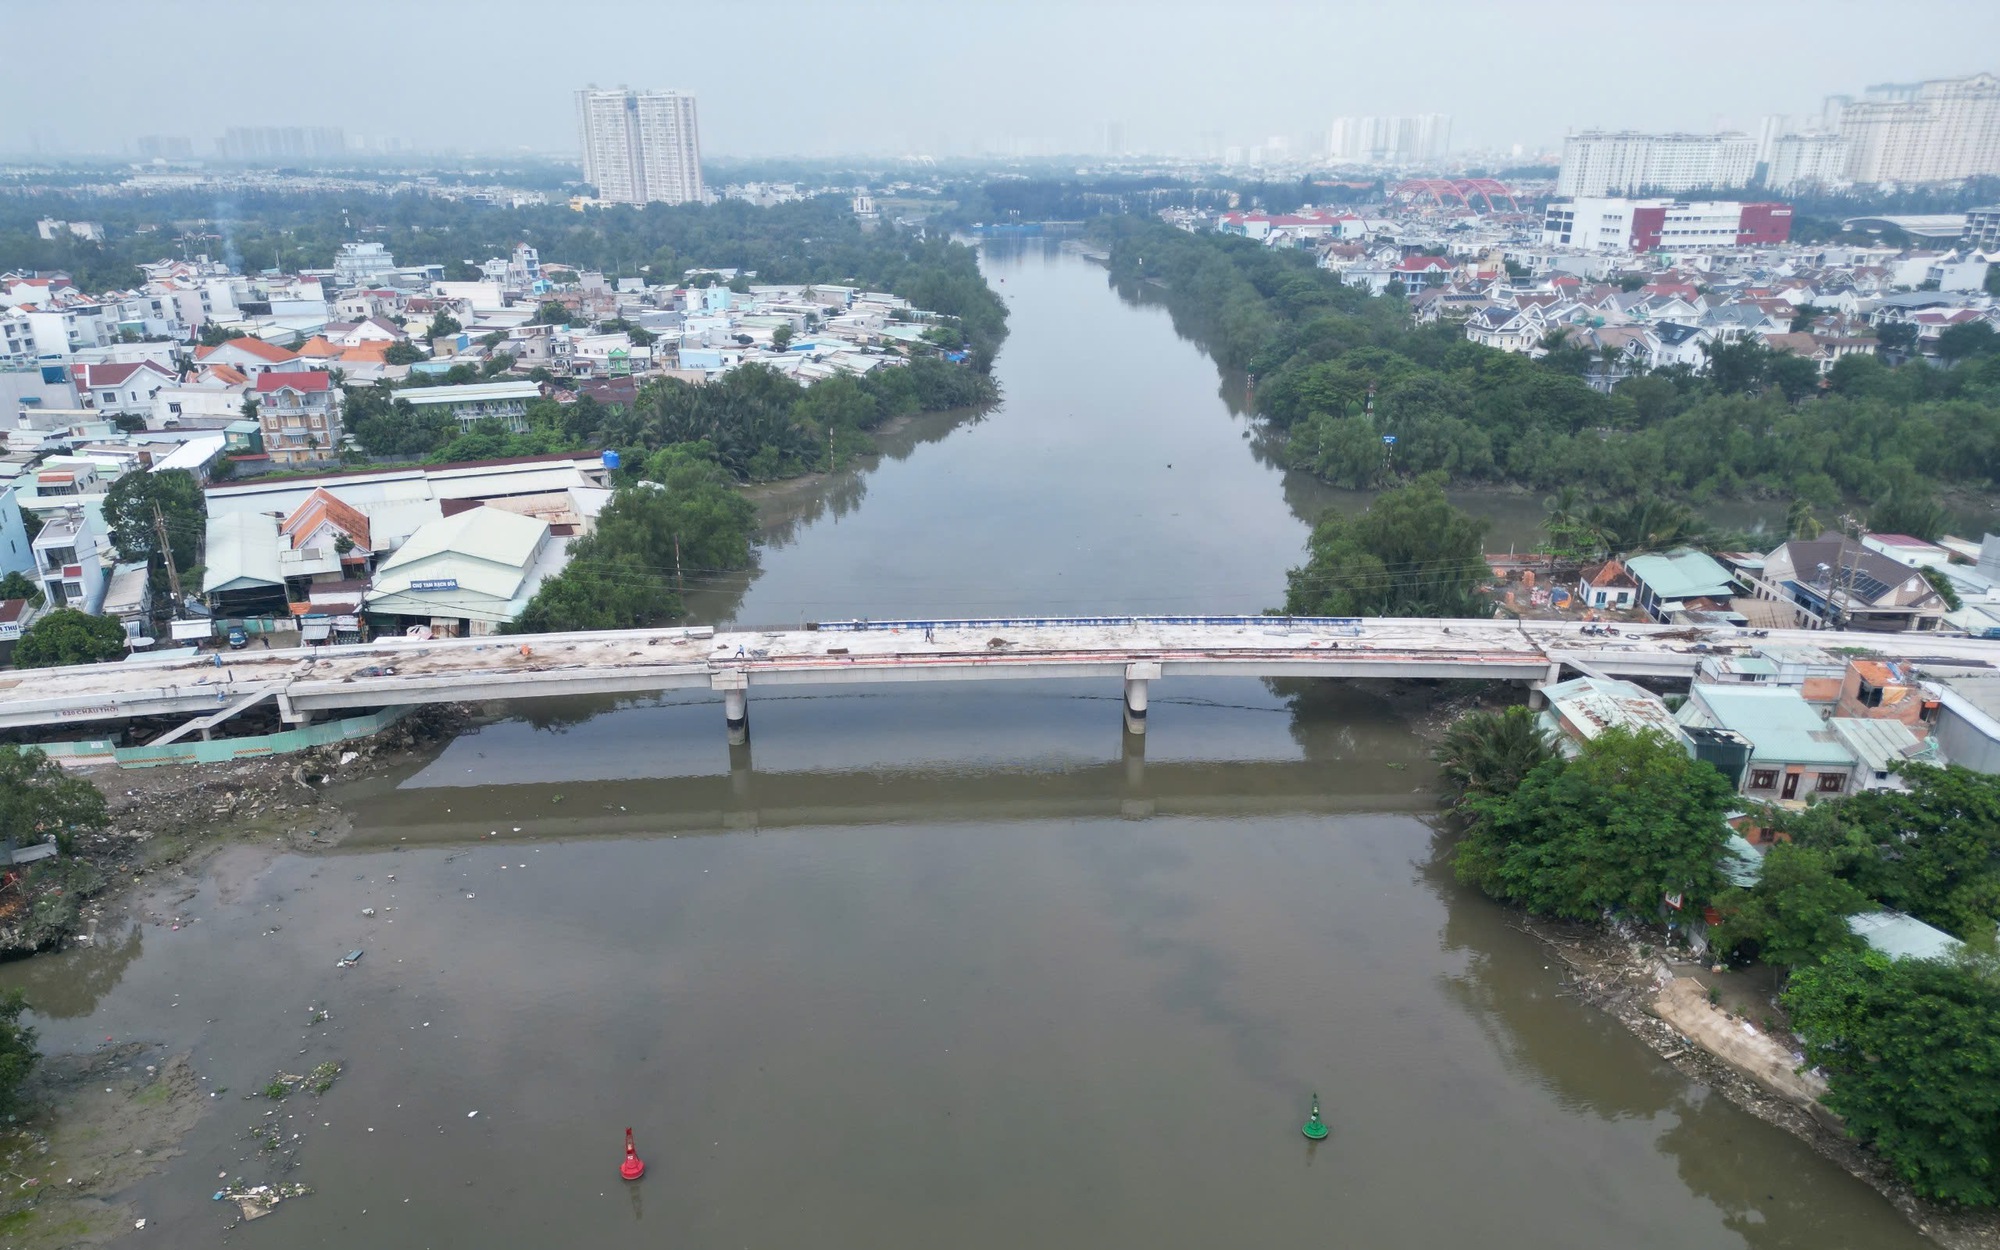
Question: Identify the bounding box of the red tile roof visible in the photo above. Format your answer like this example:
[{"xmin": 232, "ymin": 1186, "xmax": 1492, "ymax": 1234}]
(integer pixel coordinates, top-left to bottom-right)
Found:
[
  {"xmin": 254, "ymin": 370, "xmax": 331, "ymax": 394},
  {"xmin": 196, "ymin": 338, "xmax": 299, "ymax": 364},
  {"xmin": 281, "ymin": 487, "xmax": 372, "ymax": 552}
]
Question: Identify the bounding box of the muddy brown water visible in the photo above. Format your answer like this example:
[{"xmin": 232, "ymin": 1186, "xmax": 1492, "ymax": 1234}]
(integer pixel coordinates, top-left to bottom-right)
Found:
[{"xmin": 0, "ymin": 240, "xmax": 1927, "ymax": 1248}]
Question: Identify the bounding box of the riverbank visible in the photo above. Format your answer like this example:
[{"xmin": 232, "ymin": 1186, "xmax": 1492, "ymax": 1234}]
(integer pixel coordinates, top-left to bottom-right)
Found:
[{"xmin": 1520, "ymin": 917, "xmax": 2000, "ymax": 1250}]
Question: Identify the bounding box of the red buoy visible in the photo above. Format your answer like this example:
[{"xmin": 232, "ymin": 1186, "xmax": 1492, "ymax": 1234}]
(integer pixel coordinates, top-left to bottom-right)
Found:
[{"xmin": 620, "ymin": 1127, "xmax": 646, "ymax": 1181}]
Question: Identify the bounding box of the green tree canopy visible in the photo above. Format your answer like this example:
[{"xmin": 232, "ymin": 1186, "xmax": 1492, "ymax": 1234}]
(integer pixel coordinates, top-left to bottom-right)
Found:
[
  {"xmin": 509, "ymin": 460, "xmax": 757, "ymax": 634},
  {"xmin": 1455, "ymin": 727, "xmax": 1736, "ymax": 921},
  {"xmin": 0, "ymin": 744, "xmax": 107, "ymax": 855},
  {"xmin": 426, "ymin": 312, "xmax": 462, "ymax": 339},
  {"xmin": 1711, "ymin": 841, "xmax": 1868, "ymax": 968},
  {"xmin": 0, "ymin": 571, "xmax": 41, "ymax": 605},
  {"xmin": 101, "ymin": 467, "xmax": 204, "ymax": 573},
  {"xmin": 1789, "ymin": 763, "xmax": 2000, "ymax": 940},
  {"xmin": 1284, "ymin": 473, "xmax": 1489, "ymax": 617},
  {"xmin": 1785, "ymin": 950, "xmax": 2000, "ymax": 1205},
  {"xmin": 15, "ymin": 608, "xmax": 128, "ymax": 668}
]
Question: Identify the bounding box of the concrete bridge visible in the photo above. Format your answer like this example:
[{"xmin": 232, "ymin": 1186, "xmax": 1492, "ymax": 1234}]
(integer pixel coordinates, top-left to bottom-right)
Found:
[{"xmin": 1, "ymin": 615, "xmax": 1995, "ymax": 747}]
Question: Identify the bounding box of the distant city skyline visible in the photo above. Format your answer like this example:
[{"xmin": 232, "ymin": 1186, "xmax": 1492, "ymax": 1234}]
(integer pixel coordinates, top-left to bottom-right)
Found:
[{"xmin": 3, "ymin": 1, "xmax": 1997, "ymax": 161}]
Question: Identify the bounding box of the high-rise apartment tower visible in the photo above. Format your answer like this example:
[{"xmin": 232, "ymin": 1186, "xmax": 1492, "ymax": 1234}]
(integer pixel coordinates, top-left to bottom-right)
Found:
[{"xmin": 575, "ymin": 88, "xmax": 705, "ymax": 206}]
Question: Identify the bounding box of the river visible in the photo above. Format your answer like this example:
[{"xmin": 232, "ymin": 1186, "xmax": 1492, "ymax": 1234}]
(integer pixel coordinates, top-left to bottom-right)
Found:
[{"xmin": 1, "ymin": 240, "xmax": 1927, "ymax": 1249}]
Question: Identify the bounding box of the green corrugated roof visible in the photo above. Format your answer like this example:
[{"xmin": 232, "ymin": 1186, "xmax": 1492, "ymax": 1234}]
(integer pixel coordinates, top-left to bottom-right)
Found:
[
  {"xmin": 1848, "ymin": 910, "xmax": 1961, "ymax": 961},
  {"xmin": 1683, "ymin": 684, "xmax": 1856, "ymax": 767},
  {"xmin": 1625, "ymin": 548, "xmax": 1736, "ymax": 601}
]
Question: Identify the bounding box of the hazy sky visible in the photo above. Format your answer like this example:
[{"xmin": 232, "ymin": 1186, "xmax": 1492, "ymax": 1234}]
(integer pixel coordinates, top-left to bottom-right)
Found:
[{"xmin": 5, "ymin": 0, "xmax": 1997, "ymax": 160}]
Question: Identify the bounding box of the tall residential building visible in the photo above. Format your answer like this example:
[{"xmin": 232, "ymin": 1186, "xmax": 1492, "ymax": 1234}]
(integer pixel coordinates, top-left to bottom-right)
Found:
[
  {"xmin": 1327, "ymin": 114, "xmax": 1450, "ymax": 164},
  {"xmin": 1767, "ymin": 133, "xmax": 1849, "ymax": 192},
  {"xmin": 1838, "ymin": 72, "xmax": 2000, "ymax": 183},
  {"xmin": 216, "ymin": 126, "xmax": 347, "ymax": 161},
  {"xmin": 1557, "ymin": 131, "xmax": 1757, "ymax": 196},
  {"xmin": 575, "ymin": 88, "xmax": 705, "ymax": 206}
]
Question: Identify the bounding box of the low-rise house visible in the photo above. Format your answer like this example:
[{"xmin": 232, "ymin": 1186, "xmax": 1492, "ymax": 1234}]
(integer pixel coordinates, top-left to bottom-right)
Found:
[
  {"xmin": 200, "ymin": 511, "xmax": 287, "ymax": 617},
  {"xmin": 398, "ymin": 380, "xmax": 538, "ymax": 434},
  {"xmin": 1464, "ymin": 305, "xmax": 1540, "ymax": 353},
  {"xmin": 1924, "ymin": 675, "xmax": 2000, "ymax": 774},
  {"xmin": 363, "ymin": 505, "xmax": 565, "ymax": 637},
  {"xmin": 0, "ymin": 483, "xmax": 33, "ymax": 579},
  {"xmin": 281, "ymin": 487, "xmax": 376, "ymax": 574},
  {"xmin": 101, "ymin": 559, "xmax": 152, "ymax": 643},
  {"xmin": 0, "ymin": 597, "xmax": 40, "ymax": 641},
  {"xmin": 31, "ymin": 508, "xmax": 106, "ymax": 612},
  {"xmin": 75, "ymin": 360, "xmax": 175, "ymax": 421},
  {"xmin": 1677, "ymin": 683, "xmax": 1857, "ymax": 802},
  {"xmin": 1624, "ymin": 549, "xmax": 1739, "ymax": 622},
  {"xmin": 193, "ymin": 337, "xmax": 311, "ymax": 381},
  {"xmin": 1576, "ymin": 559, "xmax": 1637, "ymax": 611},
  {"xmin": 1827, "ymin": 717, "xmax": 1936, "ymax": 791},
  {"xmin": 1537, "ymin": 676, "xmax": 1691, "ymax": 755},
  {"xmin": 1756, "ymin": 535, "xmax": 1945, "ymax": 632},
  {"xmin": 253, "ymin": 371, "xmax": 341, "ymax": 466}
]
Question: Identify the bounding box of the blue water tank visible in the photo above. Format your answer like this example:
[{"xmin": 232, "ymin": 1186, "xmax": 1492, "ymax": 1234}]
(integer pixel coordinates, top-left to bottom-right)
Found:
[{"xmin": 602, "ymin": 450, "xmax": 622, "ymax": 470}]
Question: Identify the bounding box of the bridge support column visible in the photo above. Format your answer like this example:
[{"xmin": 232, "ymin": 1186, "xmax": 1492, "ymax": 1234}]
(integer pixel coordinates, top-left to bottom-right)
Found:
[
  {"xmin": 1123, "ymin": 661, "xmax": 1161, "ymax": 736},
  {"xmin": 713, "ymin": 670, "xmax": 750, "ymax": 746},
  {"xmin": 728, "ymin": 738, "xmax": 754, "ymax": 800},
  {"xmin": 1525, "ymin": 661, "xmax": 1563, "ymax": 710}
]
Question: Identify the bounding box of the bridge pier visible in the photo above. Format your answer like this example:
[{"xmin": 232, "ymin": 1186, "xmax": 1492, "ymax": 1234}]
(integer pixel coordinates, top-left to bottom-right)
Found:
[
  {"xmin": 1123, "ymin": 661, "xmax": 1160, "ymax": 735},
  {"xmin": 1525, "ymin": 661, "xmax": 1563, "ymax": 710},
  {"xmin": 713, "ymin": 670, "xmax": 750, "ymax": 745},
  {"xmin": 728, "ymin": 738, "xmax": 754, "ymax": 800}
]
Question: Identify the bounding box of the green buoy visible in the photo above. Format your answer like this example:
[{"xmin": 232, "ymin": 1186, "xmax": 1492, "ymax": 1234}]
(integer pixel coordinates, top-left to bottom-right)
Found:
[{"xmin": 1301, "ymin": 1092, "xmax": 1329, "ymax": 1140}]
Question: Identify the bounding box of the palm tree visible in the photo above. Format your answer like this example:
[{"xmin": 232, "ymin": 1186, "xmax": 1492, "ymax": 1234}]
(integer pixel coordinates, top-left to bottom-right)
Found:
[
  {"xmin": 1586, "ymin": 496, "xmax": 1706, "ymax": 558},
  {"xmin": 1541, "ymin": 484, "xmax": 1595, "ymax": 563},
  {"xmin": 1433, "ymin": 707, "xmax": 1555, "ymax": 815},
  {"xmin": 1785, "ymin": 497, "xmax": 1821, "ymax": 541}
]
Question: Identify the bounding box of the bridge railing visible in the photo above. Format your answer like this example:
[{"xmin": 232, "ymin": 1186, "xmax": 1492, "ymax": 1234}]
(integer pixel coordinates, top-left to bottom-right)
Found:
[{"xmin": 812, "ymin": 615, "xmax": 1366, "ymax": 635}]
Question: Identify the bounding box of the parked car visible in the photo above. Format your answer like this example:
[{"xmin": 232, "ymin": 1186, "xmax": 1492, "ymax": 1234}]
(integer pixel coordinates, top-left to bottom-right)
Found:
[{"xmin": 226, "ymin": 625, "xmax": 249, "ymax": 649}]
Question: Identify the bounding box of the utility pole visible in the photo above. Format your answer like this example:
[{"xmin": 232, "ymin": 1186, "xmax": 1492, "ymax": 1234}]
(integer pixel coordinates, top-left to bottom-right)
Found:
[
  {"xmin": 1834, "ymin": 512, "xmax": 1862, "ymax": 630},
  {"xmin": 673, "ymin": 533, "xmax": 684, "ymax": 596},
  {"xmin": 151, "ymin": 501, "xmax": 184, "ymax": 618}
]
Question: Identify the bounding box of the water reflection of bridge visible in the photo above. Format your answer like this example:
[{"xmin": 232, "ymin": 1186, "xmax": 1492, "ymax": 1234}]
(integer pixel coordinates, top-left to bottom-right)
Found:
[{"xmin": 336, "ymin": 753, "xmax": 1439, "ymax": 848}]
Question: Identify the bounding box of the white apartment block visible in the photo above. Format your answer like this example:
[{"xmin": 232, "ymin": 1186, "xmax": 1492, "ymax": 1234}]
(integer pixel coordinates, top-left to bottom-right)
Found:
[
  {"xmin": 1839, "ymin": 73, "xmax": 2000, "ymax": 183},
  {"xmin": 575, "ymin": 88, "xmax": 705, "ymax": 206},
  {"xmin": 1767, "ymin": 133, "xmax": 1849, "ymax": 192},
  {"xmin": 1557, "ymin": 131, "xmax": 1757, "ymax": 197}
]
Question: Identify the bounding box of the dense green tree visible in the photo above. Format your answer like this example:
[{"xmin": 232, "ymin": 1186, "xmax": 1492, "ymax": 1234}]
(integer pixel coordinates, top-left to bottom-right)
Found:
[
  {"xmin": 1455, "ymin": 728, "xmax": 1736, "ymax": 920},
  {"xmin": 383, "ymin": 340, "xmax": 425, "ymax": 366},
  {"xmin": 426, "ymin": 312, "xmax": 462, "ymax": 339},
  {"xmin": 1099, "ymin": 219, "xmax": 2000, "ymax": 517},
  {"xmin": 535, "ymin": 300, "xmax": 572, "ymax": 326},
  {"xmin": 511, "ymin": 551, "xmax": 680, "ymax": 633},
  {"xmin": 0, "ymin": 744, "xmax": 107, "ymax": 855},
  {"xmin": 1790, "ymin": 764, "xmax": 2000, "ymax": 940},
  {"xmin": 0, "ymin": 571, "xmax": 42, "ymax": 605},
  {"xmin": 1284, "ymin": 473, "xmax": 1489, "ymax": 617},
  {"xmin": 1711, "ymin": 842, "xmax": 1869, "ymax": 967},
  {"xmin": 1785, "ymin": 951, "xmax": 2000, "ymax": 1205},
  {"xmin": 1937, "ymin": 321, "xmax": 1998, "ymax": 363},
  {"xmin": 771, "ymin": 323, "xmax": 793, "ymax": 351},
  {"xmin": 1432, "ymin": 706, "xmax": 1555, "ymax": 817},
  {"xmin": 15, "ymin": 609, "xmax": 128, "ymax": 668},
  {"xmin": 508, "ymin": 457, "xmax": 757, "ymax": 633},
  {"xmin": 101, "ymin": 468, "xmax": 204, "ymax": 574}
]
